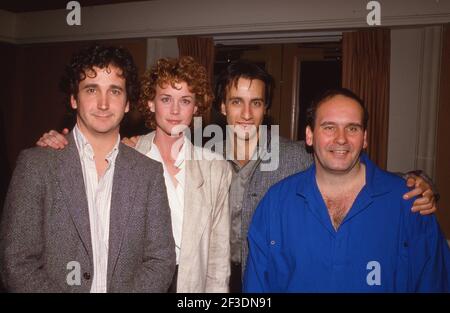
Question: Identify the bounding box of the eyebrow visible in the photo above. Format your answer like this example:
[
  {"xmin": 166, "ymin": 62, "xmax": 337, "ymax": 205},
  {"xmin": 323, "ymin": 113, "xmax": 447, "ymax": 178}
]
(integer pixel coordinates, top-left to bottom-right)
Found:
[
  {"xmin": 82, "ymin": 83, "xmax": 98, "ymax": 89},
  {"xmin": 227, "ymin": 97, "xmax": 265, "ymax": 102},
  {"xmin": 81, "ymin": 84, "xmax": 124, "ymax": 91},
  {"xmin": 159, "ymin": 94, "xmax": 193, "ymax": 98},
  {"xmin": 109, "ymin": 84, "xmax": 124, "ymax": 91},
  {"xmin": 320, "ymin": 121, "xmax": 363, "ymax": 127}
]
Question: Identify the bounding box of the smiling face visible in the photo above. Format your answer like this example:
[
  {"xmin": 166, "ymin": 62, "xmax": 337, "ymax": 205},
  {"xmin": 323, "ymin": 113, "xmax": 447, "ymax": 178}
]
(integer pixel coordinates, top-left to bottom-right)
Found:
[
  {"xmin": 220, "ymin": 77, "xmax": 266, "ymax": 141},
  {"xmin": 148, "ymin": 81, "xmax": 197, "ymax": 137},
  {"xmin": 70, "ymin": 65, "xmax": 129, "ymax": 137},
  {"xmin": 306, "ymin": 95, "xmax": 367, "ymax": 175}
]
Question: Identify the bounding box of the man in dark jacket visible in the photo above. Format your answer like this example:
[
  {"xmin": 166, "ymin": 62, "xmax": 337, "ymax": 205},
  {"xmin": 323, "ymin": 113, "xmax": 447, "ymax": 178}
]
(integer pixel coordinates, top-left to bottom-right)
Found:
[{"xmin": 1, "ymin": 44, "xmax": 175, "ymax": 292}]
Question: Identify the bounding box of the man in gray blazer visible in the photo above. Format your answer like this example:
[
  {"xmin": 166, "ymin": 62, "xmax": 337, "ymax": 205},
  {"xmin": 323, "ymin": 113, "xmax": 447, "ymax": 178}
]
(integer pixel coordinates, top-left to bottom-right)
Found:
[
  {"xmin": 214, "ymin": 60, "xmax": 438, "ymax": 292},
  {"xmin": 0, "ymin": 44, "xmax": 175, "ymax": 292}
]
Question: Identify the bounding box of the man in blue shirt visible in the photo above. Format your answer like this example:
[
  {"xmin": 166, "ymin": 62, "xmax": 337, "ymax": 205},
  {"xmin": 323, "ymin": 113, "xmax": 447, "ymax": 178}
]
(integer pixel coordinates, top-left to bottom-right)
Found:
[{"xmin": 243, "ymin": 88, "xmax": 450, "ymax": 292}]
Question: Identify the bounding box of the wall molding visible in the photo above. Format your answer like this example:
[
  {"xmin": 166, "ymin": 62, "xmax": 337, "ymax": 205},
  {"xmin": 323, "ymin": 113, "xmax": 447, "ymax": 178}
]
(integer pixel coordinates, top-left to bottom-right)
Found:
[
  {"xmin": 1, "ymin": 0, "xmax": 449, "ymax": 44},
  {"xmin": 14, "ymin": 15, "xmax": 450, "ymax": 44}
]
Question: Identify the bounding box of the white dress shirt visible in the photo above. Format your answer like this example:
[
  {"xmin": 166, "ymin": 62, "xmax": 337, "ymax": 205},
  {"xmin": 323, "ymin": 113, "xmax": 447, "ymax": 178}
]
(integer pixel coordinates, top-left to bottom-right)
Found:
[
  {"xmin": 73, "ymin": 125, "xmax": 120, "ymax": 293},
  {"xmin": 147, "ymin": 137, "xmax": 186, "ymax": 264}
]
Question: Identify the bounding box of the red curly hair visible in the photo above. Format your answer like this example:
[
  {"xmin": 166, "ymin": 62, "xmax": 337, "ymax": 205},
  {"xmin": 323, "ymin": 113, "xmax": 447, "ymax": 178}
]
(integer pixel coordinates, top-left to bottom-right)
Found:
[{"xmin": 138, "ymin": 56, "xmax": 213, "ymax": 130}]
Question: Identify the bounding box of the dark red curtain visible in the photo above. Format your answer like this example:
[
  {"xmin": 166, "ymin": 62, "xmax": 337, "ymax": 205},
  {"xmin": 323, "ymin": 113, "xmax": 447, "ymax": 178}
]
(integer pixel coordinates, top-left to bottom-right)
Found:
[{"xmin": 177, "ymin": 36, "xmax": 215, "ymax": 124}]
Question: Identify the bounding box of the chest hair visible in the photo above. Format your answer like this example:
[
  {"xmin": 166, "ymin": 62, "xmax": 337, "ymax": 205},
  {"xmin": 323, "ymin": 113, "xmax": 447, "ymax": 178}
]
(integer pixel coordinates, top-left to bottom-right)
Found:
[{"xmin": 322, "ymin": 192, "xmax": 359, "ymax": 231}]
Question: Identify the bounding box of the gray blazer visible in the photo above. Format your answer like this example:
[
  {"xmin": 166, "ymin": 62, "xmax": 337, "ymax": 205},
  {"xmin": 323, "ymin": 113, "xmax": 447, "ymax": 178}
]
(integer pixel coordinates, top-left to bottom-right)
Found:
[
  {"xmin": 241, "ymin": 137, "xmax": 313, "ymax": 273},
  {"xmin": 0, "ymin": 133, "xmax": 176, "ymax": 292}
]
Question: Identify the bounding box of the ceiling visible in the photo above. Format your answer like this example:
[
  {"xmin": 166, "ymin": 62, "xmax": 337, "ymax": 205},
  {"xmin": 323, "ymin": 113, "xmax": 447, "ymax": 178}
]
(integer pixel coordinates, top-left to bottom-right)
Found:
[{"xmin": 0, "ymin": 0, "xmax": 151, "ymax": 13}]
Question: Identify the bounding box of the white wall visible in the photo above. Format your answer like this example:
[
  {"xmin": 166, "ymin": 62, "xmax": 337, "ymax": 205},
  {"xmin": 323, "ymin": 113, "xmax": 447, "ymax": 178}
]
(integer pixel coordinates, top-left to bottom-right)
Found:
[
  {"xmin": 1, "ymin": 0, "xmax": 448, "ymax": 44},
  {"xmin": 388, "ymin": 26, "xmax": 442, "ymax": 177},
  {"xmin": 146, "ymin": 38, "xmax": 179, "ymax": 68},
  {"xmin": 388, "ymin": 29, "xmax": 423, "ymax": 173}
]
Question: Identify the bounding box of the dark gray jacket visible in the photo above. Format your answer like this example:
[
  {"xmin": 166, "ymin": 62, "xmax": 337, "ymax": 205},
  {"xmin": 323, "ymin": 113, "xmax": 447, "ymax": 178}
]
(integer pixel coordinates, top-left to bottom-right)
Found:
[{"xmin": 0, "ymin": 133, "xmax": 176, "ymax": 292}]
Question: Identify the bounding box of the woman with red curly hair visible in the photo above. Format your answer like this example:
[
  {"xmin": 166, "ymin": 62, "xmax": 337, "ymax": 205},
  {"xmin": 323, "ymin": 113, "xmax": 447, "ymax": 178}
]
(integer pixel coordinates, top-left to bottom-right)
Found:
[{"xmin": 132, "ymin": 56, "xmax": 231, "ymax": 293}]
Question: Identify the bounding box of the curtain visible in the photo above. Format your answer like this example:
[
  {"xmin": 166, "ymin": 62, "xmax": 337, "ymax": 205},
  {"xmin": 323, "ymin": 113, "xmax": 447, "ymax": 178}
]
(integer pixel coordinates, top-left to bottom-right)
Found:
[
  {"xmin": 177, "ymin": 36, "xmax": 215, "ymax": 83},
  {"xmin": 342, "ymin": 29, "xmax": 390, "ymax": 169},
  {"xmin": 177, "ymin": 36, "xmax": 215, "ymax": 125}
]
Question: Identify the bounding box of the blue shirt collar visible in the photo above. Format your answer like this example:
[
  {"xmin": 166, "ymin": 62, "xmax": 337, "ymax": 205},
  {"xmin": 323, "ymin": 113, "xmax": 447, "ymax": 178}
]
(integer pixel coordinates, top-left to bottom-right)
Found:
[
  {"xmin": 296, "ymin": 153, "xmax": 392, "ymax": 234},
  {"xmin": 296, "ymin": 153, "xmax": 390, "ymax": 199}
]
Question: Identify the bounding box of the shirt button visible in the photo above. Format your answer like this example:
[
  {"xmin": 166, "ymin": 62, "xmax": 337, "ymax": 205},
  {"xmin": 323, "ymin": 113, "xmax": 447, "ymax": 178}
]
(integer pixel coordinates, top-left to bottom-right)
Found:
[
  {"xmin": 83, "ymin": 272, "xmax": 91, "ymax": 280},
  {"xmin": 270, "ymin": 240, "xmax": 276, "ymax": 245}
]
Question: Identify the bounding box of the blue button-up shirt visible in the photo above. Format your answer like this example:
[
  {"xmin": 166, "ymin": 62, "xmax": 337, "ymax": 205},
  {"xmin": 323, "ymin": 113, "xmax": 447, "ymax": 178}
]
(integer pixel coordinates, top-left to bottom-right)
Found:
[{"xmin": 243, "ymin": 154, "xmax": 450, "ymax": 292}]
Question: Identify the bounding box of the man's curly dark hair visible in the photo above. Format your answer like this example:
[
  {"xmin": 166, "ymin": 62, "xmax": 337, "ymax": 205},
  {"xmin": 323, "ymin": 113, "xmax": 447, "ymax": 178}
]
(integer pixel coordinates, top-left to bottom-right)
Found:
[{"xmin": 60, "ymin": 44, "xmax": 140, "ymax": 114}]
